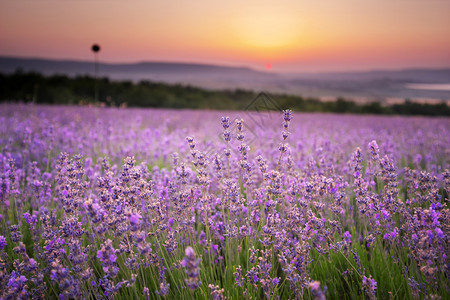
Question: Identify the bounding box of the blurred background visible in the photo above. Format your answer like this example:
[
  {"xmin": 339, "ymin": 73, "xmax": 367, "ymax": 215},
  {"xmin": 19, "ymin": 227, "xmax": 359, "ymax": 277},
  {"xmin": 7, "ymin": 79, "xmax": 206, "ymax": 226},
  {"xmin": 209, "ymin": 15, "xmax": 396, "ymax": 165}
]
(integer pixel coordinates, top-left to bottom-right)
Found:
[{"xmin": 1, "ymin": 0, "xmax": 449, "ymax": 113}]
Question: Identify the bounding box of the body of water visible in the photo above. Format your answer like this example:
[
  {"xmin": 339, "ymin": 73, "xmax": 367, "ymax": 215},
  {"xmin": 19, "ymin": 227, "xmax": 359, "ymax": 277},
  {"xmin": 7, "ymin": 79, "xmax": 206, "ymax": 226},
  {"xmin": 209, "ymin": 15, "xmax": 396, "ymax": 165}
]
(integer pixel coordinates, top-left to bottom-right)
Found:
[{"xmin": 405, "ymin": 83, "xmax": 450, "ymax": 91}]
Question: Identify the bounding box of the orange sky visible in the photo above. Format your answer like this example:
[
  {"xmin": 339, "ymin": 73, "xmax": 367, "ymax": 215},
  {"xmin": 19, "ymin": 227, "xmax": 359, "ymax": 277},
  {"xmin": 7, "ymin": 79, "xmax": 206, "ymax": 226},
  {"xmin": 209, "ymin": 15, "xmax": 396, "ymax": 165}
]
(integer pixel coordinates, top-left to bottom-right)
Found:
[{"xmin": 0, "ymin": 0, "xmax": 449, "ymax": 72}]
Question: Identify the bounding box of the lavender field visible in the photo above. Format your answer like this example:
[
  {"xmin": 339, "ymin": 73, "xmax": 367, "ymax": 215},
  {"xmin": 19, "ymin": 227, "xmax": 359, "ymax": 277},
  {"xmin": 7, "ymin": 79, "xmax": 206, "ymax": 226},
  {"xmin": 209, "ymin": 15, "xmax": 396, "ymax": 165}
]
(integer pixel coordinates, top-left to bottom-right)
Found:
[{"xmin": 0, "ymin": 103, "xmax": 448, "ymax": 299}]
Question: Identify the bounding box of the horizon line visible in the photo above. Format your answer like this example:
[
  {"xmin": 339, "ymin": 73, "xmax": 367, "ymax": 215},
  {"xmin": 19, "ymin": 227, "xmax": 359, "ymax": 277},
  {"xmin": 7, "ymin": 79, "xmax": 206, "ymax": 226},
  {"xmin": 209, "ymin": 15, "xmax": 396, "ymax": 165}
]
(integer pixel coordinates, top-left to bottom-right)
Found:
[{"xmin": 1, "ymin": 54, "xmax": 450, "ymax": 75}]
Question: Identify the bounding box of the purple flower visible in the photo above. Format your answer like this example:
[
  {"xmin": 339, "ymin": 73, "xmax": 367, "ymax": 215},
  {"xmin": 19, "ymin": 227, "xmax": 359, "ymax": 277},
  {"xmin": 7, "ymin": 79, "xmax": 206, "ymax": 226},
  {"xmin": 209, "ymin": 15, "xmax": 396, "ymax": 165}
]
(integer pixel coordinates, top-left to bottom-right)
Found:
[
  {"xmin": 23, "ymin": 212, "xmax": 32, "ymax": 224},
  {"xmin": 129, "ymin": 212, "xmax": 142, "ymax": 226},
  {"xmin": 0, "ymin": 235, "xmax": 6, "ymax": 250},
  {"xmin": 233, "ymin": 265, "xmax": 244, "ymax": 287},
  {"xmin": 253, "ymin": 274, "xmax": 259, "ymax": 283},
  {"xmin": 309, "ymin": 281, "xmax": 326, "ymax": 300},
  {"xmin": 283, "ymin": 109, "xmax": 293, "ymax": 122},
  {"xmin": 97, "ymin": 239, "xmax": 118, "ymax": 277},
  {"xmin": 143, "ymin": 287, "xmax": 150, "ymax": 300},
  {"xmin": 390, "ymin": 228, "xmax": 399, "ymax": 239},
  {"xmin": 109, "ymin": 254, "xmax": 117, "ymax": 263},
  {"xmin": 198, "ymin": 231, "xmax": 206, "ymax": 246},
  {"xmin": 209, "ymin": 284, "xmax": 225, "ymax": 300},
  {"xmin": 221, "ymin": 116, "xmax": 230, "ymax": 129},
  {"xmin": 156, "ymin": 281, "xmax": 170, "ymax": 297},
  {"xmin": 343, "ymin": 231, "xmax": 352, "ymax": 243},
  {"xmin": 182, "ymin": 246, "xmax": 201, "ymax": 290},
  {"xmin": 362, "ymin": 275, "xmax": 377, "ymax": 299},
  {"xmin": 241, "ymin": 204, "xmax": 248, "ymax": 214},
  {"xmin": 23, "ymin": 212, "xmax": 37, "ymax": 225},
  {"xmin": 435, "ymin": 228, "xmax": 444, "ymax": 239},
  {"xmin": 8, "ymin": 276, "xmax": 15, "ymax": 287},
  {"xmin": 368, "ymin": 140, "xmax": 380, "ymax": 160}
]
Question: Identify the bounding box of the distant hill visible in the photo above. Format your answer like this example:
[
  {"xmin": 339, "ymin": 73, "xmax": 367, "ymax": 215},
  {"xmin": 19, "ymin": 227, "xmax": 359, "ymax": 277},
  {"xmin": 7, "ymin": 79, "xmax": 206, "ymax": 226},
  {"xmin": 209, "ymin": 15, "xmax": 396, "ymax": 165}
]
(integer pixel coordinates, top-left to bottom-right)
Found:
[
  {"xmin": 0, "ymin": 56, "xmax": 268, "ymax": 74},
  {"xmin": 1, "ymin": 56, "xmax": 449, "ymax": 103},
  {"xmin": 0, "ymin": 56, "xmax": 275, "ymax": 80}
]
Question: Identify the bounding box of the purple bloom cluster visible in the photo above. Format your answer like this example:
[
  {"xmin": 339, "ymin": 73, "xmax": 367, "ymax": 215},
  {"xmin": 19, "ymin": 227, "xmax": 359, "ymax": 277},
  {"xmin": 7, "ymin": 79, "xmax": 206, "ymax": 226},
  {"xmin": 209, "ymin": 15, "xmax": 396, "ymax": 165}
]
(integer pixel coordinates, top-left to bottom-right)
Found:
[
  {"xmin": 362, "ymin": 275, "xmax": 377, "ymax": 300},
  {"xmin": 182, "ymin": 246, "xmax": 201, "ymax": 290},
  {"xmin": 97, "ymin": 239, "xmax": 119, "ymax": 277},
  {"xmin": 0, "ymin": 235, "xmax": 6, "ymax": 250},
  {"xmin": 0, "ymin": 103, "xmax": 448, "ymax": 299},
  {"xmin": 209, "ymin": 283, "xmax": 226, "ymax": 300},
  {"xmin": 309, "ymin": 281, "xmax": 326, "ymax": 300}
]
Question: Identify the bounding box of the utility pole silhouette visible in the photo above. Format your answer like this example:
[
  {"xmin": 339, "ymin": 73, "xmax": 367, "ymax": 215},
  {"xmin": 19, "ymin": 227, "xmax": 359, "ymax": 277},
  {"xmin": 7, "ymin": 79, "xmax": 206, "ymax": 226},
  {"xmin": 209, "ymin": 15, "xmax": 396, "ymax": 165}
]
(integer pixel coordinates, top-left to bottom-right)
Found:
[{"xmin": 91, "ymin": 44, "xmax": 100, "ymax": 104}]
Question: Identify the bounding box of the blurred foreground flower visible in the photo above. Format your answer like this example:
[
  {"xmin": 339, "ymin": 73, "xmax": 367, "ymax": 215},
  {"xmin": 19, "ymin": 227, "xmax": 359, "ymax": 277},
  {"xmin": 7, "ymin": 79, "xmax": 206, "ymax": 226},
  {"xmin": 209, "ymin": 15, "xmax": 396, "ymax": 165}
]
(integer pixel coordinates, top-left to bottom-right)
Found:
[{"xmin": 182, "ymin": 246, "xmax": 201, "ymax": 290}]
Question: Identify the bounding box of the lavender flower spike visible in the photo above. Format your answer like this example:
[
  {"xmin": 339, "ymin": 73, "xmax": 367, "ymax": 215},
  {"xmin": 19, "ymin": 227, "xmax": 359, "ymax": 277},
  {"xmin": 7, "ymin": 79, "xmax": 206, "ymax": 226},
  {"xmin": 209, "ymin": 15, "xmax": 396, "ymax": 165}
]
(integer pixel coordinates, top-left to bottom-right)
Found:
[
  {"xmin": 182, "ymin": 246, "xmax": 202, "ymax": 290},
  {"xmin": 309, "ymin": 281, "xmax": 326, "ymax": 300}
]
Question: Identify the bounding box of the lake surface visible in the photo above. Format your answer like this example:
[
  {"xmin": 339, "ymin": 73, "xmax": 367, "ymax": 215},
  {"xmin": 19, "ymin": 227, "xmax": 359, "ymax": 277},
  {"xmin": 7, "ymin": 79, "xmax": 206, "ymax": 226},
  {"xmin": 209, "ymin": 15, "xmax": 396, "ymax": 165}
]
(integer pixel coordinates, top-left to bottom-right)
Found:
[{"xmin": 405, "ymin": 83, "xmax": 450, "ymax": 91}]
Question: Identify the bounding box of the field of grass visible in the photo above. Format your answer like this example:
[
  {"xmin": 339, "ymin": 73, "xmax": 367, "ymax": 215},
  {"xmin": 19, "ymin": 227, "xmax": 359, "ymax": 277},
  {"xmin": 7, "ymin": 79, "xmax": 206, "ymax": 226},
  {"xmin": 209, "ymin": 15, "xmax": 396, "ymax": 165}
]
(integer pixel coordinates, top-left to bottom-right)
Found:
[{"xmin": 0, "ymin": 103, "xmax": 448, "ymax": 299}]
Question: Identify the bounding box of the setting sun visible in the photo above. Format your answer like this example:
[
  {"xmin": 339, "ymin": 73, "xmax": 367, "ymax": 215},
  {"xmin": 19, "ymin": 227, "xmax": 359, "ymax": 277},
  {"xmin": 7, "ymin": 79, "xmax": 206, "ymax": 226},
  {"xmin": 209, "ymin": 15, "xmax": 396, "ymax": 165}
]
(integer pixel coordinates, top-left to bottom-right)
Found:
[
  {"xmin": 0, "ymin": 0, "xmax": 449, "ymax": 72},
  {"xmin": 232, "ymin": 8, "xmax": 301, "ymax": 50}
]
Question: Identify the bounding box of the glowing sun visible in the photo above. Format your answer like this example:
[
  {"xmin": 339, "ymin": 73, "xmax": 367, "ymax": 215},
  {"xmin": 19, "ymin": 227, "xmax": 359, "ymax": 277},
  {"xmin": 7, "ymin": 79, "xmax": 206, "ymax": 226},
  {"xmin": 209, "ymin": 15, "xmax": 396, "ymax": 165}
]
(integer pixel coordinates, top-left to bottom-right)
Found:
[{"xmin": 233, "ymin": 8, "xmax": 300, "ymax": 50}]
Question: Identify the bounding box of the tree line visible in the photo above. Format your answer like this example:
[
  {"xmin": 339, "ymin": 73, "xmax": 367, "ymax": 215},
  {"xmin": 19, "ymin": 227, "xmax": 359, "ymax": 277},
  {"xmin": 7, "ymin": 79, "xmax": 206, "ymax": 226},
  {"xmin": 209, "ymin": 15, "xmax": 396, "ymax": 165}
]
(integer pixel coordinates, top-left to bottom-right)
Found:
[{"xmin": 1, "ymin": 70, "xmax": 449, "ymax": 116}]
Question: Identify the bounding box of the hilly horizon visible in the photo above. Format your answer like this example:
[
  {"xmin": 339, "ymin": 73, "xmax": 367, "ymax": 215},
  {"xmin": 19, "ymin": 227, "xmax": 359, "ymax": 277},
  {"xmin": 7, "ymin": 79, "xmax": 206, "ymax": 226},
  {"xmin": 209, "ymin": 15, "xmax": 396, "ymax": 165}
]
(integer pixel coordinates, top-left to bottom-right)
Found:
[
  {"xmin": 0, "ymin": 56, "xmax": 268, "ymax": 75},
  {"xmin": 1, "ymin": 56, "xmax": 449, "ymax": 104}
]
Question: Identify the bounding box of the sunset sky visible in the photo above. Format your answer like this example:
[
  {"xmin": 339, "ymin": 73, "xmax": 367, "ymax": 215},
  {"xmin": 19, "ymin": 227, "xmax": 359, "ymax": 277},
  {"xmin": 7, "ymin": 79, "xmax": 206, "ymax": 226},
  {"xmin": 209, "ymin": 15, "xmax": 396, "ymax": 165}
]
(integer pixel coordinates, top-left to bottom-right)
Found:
[{"xmin": 1, "ymin": 0, "xmax": 449, "ymax": 72}]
